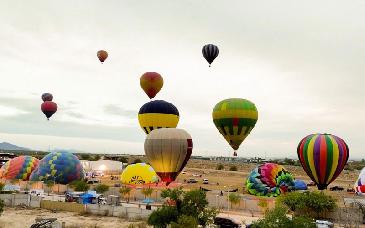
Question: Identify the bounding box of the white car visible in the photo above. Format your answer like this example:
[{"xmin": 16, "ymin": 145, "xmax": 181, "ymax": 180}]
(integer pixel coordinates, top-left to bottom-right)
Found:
[
  {"xmin": 203, "ymin": 179, "xmax": 209, "ymax": 184},
  {"xmin": 316, "ymin": 220, "xmax": 334, "ymax": 228}
]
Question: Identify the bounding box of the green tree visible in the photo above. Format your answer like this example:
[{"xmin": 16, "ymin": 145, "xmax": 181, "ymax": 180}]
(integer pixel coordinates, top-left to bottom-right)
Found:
[
  {"xmin": 80, "ymin": 154, "xmax": 91, "ymax": 160},
  {"xmin": 216, "ymin": 164, "xmax": 224, "ymax": 170},
  {"xmin": 278, "ymin": 191, "xmax": 336, "ymax": 219},
  {"xmin": 120, "ymin": 186, "xmax": 132, "ymax": 202},
  {"xmin": 0, "ymin": 182, "xmax": 4, "ymax": 192},
  {"xmin": 92, "ymin": 154, "xmax": 101, "ymax": 161},
  {"xmin": 45, "ymin": 181, "xmax": 54, "ymax": 196},
  {"xmin": 94, "ymin": 184, "xmax": 109, "ymax": 194},
  {"xmin": 118, "ymin": 157, "xmax": 129, "ymax": 163},
  {"xmin": 141, "ymin": 187, "xmax": 153, "ymax": 199},
  {"xmin": 251, "ymin": 206, "xmax": 315, "ymax": 228},
  {"xmin": 132, "ymin": 158, "xmax": 142, "ymax": 164},
  {"xmin": 148, "ymin": 206, "xmax": 178, "ymax": 228},
  {"xmin": 229, "ymin": 165, "xmax": 238, "ymax": 171},
  {"xmin": 69, "ymin": 180, "xmax": 90, "ymax": 192},
  {"xmin": 258, "ymin": 199, "xmax": 269, "ymax": 212},
  {"xmin": 171, "ymin": 215, "xmax": 198, "ymax": 228},
  {"xmin": 228, "ymin": 193, "xmax": 240, "ymax": 209}
]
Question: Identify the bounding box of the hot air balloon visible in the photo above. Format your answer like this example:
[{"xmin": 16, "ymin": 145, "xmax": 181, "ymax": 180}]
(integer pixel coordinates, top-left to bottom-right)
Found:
[
  {"xmin": 121, "ymin": 163, "xmax": 159, "ymax": 185},
  {"xmin": 297, "ymin": 133, "xmax": 349, "ymax": 190},
  {"xmin": 246, "ymin": 163, "xmax": 295, "ymax": 197},
  {"xmin": 30, "ymin": 151, "xmax": 84, "ymax": 185},
  {"xmin": 97, "ymin": 50, "xmax": 108, "ymax": 63},
  {"xmin": 41, "ymin": 93, "xmax": 53, "ymax": 102},
  {"xmin": 144, "ymin": 128, "xmax": 193, "ymax": 185},
  {"xmin": 202, "ymin": 44, "xmax": 219, "ymax": 67},
  {"xmin": 138, "ymin": 100, "xmax": 179, "ymax": 134},
  {"xmin": 140, "ymin": 72, "xmax": 164, "ymax": 99},
  {"xmin": 212, "ymin": 98, "xmax": 258, "ymax": 156},
  {"xmin": 354, "ymin": 167, "xmax": 365, "ymax": 194},
  {"xmin": 0, "ymin": 156, "xmax": 39, "ymax": 181},
  {"xmin": 41, "ymin": 101, "xmax": 57, "ymax": 120}
]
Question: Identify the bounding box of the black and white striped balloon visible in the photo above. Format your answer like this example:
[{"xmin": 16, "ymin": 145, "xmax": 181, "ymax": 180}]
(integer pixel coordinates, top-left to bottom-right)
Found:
[{"xmin": 202, "ymin": 44, "xmax": 219, "ymax": 67}]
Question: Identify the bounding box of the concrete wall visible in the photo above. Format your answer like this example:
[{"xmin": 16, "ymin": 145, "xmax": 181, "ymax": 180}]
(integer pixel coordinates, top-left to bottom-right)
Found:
[
  {"xmin": 86, "ymin": 204, "xmax": 154, "ymax": 219},
  {"xmin": 40, "ymin": 200, "xmax": 85, "ymax": 213},
  {"xmin": 0, "ymin": 194, "xmax": 41, "ymax": 207}
]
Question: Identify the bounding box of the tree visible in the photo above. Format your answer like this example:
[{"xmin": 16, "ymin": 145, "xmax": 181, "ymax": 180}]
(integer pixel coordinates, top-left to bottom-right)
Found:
[
  {"xmin": 132, "ymin": 158, "xmax": 142, "ymax": 164},
  {"xmin": 216, "ymin": 164, "xmax": 224, "ymax": 170},
  {"xmin": 148, "ymin": 206, "xmax": 178, "ymax": 228},
  {"xmin": 118, "ymin": 157, "xmax": 129, "ymax": 163},
  {"xmin": 229, "ymin": 165, "xmax": 238, "ymax": 171},
  {"xmin": 171, "ymin": 215, "xmax": 198, "ymax": 228},
  {"xmin": 251, "ymin": 206, "xmax": 315, "ymax": 228},
  {"xmin": 278, "ymin": 191, "xmax": 337, "ymax": 219},
  {"xmin": 120, "ymin": 186, "xmax": 131, "ymax": 202},
  {"xmin": 45, "ymin": 181, "xmax": 54, "ymax": 196},
  {"xmin": 94, "ymin": 184, "xmax": 109, "ymax": 194},
  {"xmin": 0, "ymin": 182, "xmax": 4, "ymax": 192},
  {"xmin": 92, "ymin": 154, "xmax": 101, "ymax": 161},
  {"xmin": 70, "ymin": 180, "xmax": 90, "ymax": 192},
  {"xmin": 228, "ymin": 193, "xmax": 240, "ymax": 209},
  {"xmin": 258, "ymin": 199, "xmax": 269, "ymax": 212},
  {"xmin": 141, "ymin": 187, "xmax": 153, "ymax": 199},
  {"xmin": 80, "ymin": 154, "xmax": 91, "ymax": 160}
]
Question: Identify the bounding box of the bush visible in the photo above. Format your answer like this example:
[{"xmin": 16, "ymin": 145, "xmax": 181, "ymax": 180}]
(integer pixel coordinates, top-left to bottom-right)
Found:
[
  {"xmin": 229, "ymin": 165, "xmax": 238, "ymax": 171},
  {"xmin": 132, "ymin": 158, "xmax": 142, "ymax": 164},
  {"xmin": 228, "ymin": 193, "xmax": 240, "ymax": 208},
  {"xmin": 0, "ymin": 183, "xmax": 4, "ymax": 192},
  {"xmin": 141, "ymin": 188, "xmax": 153, "ymax": 199},
  {"xmin": 216, "ymin": 164, "xmax": 224, "ymax": 170},
  {"xmin": 94, "ymin": 184, "xmax": 109, "ymax": 194},
  {"xmin": 70, "ymin": 180, "xmax": 90, "ymax": 192},
  {"xmin": 171, "ymin": 215, "xmax": 198, "ymax": 228},
  {"xmin": 148, "ymin": 206, "xmax": 179, "ymax": 228}
]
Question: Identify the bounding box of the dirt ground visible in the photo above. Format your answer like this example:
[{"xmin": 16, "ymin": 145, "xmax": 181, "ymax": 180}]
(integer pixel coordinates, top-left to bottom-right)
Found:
[{"xmin": 0, "ymin": 207, "xmax": 149, "ymax": 228}]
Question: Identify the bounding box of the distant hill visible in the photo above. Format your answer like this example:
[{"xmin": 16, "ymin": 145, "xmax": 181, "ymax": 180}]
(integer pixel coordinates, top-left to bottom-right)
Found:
[{"xmin": 0, "ymin": 142, "xmax": 30, "ymax": 151}]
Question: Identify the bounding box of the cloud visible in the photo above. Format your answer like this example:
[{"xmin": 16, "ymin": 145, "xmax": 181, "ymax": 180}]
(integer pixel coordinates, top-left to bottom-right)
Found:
[{"xmin": 103, "ymin": 104, "xmax": 136, "ymax": 118}]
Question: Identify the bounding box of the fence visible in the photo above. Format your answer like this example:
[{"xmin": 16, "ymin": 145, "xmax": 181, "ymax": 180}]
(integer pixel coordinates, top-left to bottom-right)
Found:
[
  {"xmin": 85, "ymin": 204, "xmax": 154, "ymax": 219},
  {"xmin": 0, "ymin": 194, "xmax": 41, "ymax": 207}
]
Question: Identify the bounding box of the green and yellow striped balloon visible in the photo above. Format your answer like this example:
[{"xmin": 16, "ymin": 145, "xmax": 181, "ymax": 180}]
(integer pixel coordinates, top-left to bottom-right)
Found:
[{"xmin": 212, "ymin": 98, "xmax": 258, "ymax": 153}]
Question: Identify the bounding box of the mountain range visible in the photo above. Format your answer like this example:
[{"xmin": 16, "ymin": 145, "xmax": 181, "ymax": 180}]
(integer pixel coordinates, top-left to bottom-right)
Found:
[{"xmin": 0, "ymin": 142, "xmax": 30, "ymax": 151}]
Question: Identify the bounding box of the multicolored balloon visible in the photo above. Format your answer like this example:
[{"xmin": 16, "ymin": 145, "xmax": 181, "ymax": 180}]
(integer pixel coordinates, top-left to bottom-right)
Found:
[
  {"xmin": 144, "ymin": 128, "xmax": 193, "ymax": 185},
  {"xmin": 121, "ymin": 163, "xmax": 159, "ymax": 185},
  {"xmin": 202, "ymin": 44, "xmax": 219, "ymax": 67},
  {"xmin": 41, "ymin": 93, "xmax": 53, "ymax": 102},
  {"xmin": 212, "ymin": 98, "xmax": 258, "ymax": 155},
  {"xmin": 354, "ymin": 167, "xmax": 365, "ymax": 194},
  {"xmin": 0, "ymin": 156, "xmax": 39, "ymax": 181},
  {"xmin": 246, "ymin": 163, "xmax": 295, "ymax": 197},
  {"xmin": 138, "ymin": 100, "xmax": 179, "ymax": 134},
  {"xmin": 41, "ymin": 101, "xmax": 57, "ymax": 120},
  {"xmin": 30, "ymin": 151, "xmax": 84, "ymax": 185},
  {"xmin": 140, "ymin": 72, "xmax": 164, "ymax": 99},
  {"xmin": 297, "ymin": 133, "xmax": 349, "ymax": 190},
  {"xmin": 97, "ymin": 50, "xmax": 108, "ymax": 63}
]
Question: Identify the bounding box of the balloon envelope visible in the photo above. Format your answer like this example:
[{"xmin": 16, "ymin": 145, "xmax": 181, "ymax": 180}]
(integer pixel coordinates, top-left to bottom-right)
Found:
[
  {"xmin": 246, "ymin": 163, "xmax": 295, "ymax": 197},
  {"xmin": 297, "ymin": 133, "xmax": 349, "ymax": 190},
  {"xmin": 138, "ymin": 100, "xmax": 179, "ymax": 134},
  {"xmin": 121, "ymin": 163, "xmax": 159, "ymax": 185},
  {"xmin": 144, "ymin": 128, "xmax": 193, "ymax": 184},
  {"xmin": 212, "ymin": 98, "xmax": 258, "ymax": 152},
  {"xmin": 0, "ymin": 156, "xmax": 39, "ymax": 181},
  {"xmin": 354, "ymin": 167, "xmax": 365, "ymax": 194},
  {"xmin": 41, "ymin": 93, "xmax": 53, "ymax": 102},
  {"xmin": 41, "ymin": 101, "xmax": 57, "ymax": 120},
  {"xmin": 97, "ymin": 50, "xmax": 108, "ymax": 63},
  {"xmin": 140, "ymin": 72, "xmax": 164, "ymax": 99},
  {"xmin": 294, "ymin": 179, "xmax": 308, "ymax": 190},
  {"xmin": 30, "ymin": 151, "xmax": 84, "ymax": 185},
  {"xmin": 202, "ymin": 44, "xmax": 219, "ymax": 66}
]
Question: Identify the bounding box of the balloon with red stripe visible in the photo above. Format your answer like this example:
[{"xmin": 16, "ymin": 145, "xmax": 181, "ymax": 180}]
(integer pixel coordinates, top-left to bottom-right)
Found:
[
  {"xmin": 297, "ymin": 133, "xmax": 349, "ymax": 190},
  {"xmin": 354, "ymin": 167, "xmax": 365, "ymax": 194}
]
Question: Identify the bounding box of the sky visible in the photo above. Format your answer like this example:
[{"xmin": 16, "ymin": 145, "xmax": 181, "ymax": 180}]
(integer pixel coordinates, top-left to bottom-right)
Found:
[{"xmin": 0, "ymin": 1, "xmax": 364, "ymax": 159}]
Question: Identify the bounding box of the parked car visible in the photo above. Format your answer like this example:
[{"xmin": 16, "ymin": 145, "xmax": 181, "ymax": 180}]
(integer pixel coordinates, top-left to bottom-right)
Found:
[
  {"xmin": 203, "ymin": 179, "xmax": 209, "ymax": 184},
  {"xmin": 307, "ymin": 181, "xmax": 316, "ymax": 186},
  {"xmin": 315, "ymin": 220, "xmax": 334, "ymax": 228},
  {"xmin": 329, "ymin": 186, "xmax": 344, "ymax": 191},
  {"xmin": 214, "ymin": 216, "xmax": 242, "ymax": 228},
  {"xmin": 187, "ymin": 178, "xmax": 198, "ymax": 183}
]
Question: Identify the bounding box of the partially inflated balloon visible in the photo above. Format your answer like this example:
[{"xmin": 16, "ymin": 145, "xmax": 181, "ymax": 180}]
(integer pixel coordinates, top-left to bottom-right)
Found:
[
  {"xmin": 97, "ymin": 50, "xmax": 108, "ymax": 63},
  {"xmin": 0, "ymin": 156, "xmax": 39, "ymax": 181},
  {"xmin": 354, "ymin": 167, "xmax": 365, "ymax": 194},
  {"xmin": 212, "ymin": 98, "xmax": 258, "ymax": 155},
  {"xmin": 202, "ymin": 44, "xmax": 219, "ymax": 67},
  {"xmin": 144, "ymin": 128, "xmax": 193, "ymax": 185},
  {"xmin": 138, "ymin": 100, "xmax": 179, "ymax": 134},
  {"xmin": 140, "ymin": 72, "xmax": 164, "ymax": 99},
  {"xmin": 121, "ymin": 163, "xmax": 159, "ymax": 185},
  {"xmin": 41, "ymin": 93, "xmax": 53, "ymax": 102},
  {"xmin": 246, "ymin": 163, "xmax": 295, "ymax": 197},
  {"xmin": 30, "ymin": 151, "xmax": 84, "ymax": 185},
  {"xmin": 41, "ymin": 101, "xmax": 57, "ymax": 120},
  {"xmin": 297, "ymin": 133, "xmax": 349, "ymax": 190}
]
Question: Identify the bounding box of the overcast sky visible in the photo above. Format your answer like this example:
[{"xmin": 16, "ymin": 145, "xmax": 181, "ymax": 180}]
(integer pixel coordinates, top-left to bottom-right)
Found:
[{"xmin": 0, "ymin": 1, "xmax": 364, "ymax": 159}]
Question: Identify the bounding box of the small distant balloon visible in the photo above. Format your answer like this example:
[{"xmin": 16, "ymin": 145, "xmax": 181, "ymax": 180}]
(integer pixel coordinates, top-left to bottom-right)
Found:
[
  {"xmin": 41, "ymin": 101, "xmax": 57, "ymax": 120},
  {"xmin": 140, "ymin": 72, "xmax": 164, "ymax": 99},
  {"xmin": 202, "ymin": 44, "xmax": 219, "ymax": 67},
  {"xmin": 41, "ymin": 93, "xmax": 53, "ymax": 102},
  {"xmin": 97, "ymin": 50, "xmax": 108, "ymax": 63}
]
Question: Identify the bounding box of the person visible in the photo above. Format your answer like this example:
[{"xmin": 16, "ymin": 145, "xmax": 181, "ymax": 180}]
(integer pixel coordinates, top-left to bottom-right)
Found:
[{"xmin": 220, "ymin": 191, "xmax": 223, "ymax": 196}]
